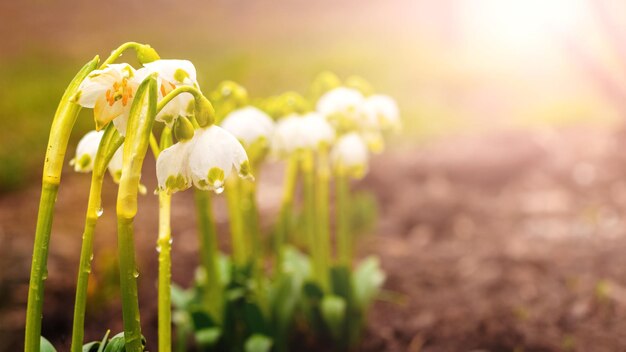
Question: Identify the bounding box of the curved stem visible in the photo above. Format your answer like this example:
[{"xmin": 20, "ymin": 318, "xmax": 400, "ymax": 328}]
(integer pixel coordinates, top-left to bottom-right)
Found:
[
  {"xmin": 116, "ymin": 74, "xmax": 158, "ymax": 352},
  {"xmin": 157, "ymin": 86, "xmax": 204, "ymax": 113},
  {"xmin": 25, "ymin": 56, "xmax": 99, "ymax": 352},
  {"xmin": 70, "ymin": 125, "xmax": 123, "ymax": 352},
  {"xmin": 100, "ymin": 42, "xmax": 144, "ymax": 68},
  {"xmin": 194, "ymin": 189, "xmax": 223, "ymax": 320},
  {"xmin": 157, "ymin": 191, "xmax": 172, "ymax": 352}
]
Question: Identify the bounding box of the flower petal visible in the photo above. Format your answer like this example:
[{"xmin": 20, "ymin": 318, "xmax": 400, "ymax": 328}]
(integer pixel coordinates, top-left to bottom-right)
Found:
[
  {"xmin": 221, "ymin": 106, "xmax": 274, "ymax": 147},
  {"xmin": 156, "ymin": 140, "xmax": 193, "ymax": 193},
  {"xmin": 71, "ymin": 130, "xmax": 104, "ymax": 172}
]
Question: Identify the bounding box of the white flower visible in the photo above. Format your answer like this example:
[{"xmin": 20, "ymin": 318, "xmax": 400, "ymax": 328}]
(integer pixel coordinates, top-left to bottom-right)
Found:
[
  {"xmin": 363, "ymin": 94, "xmax": 400, "ymax": 131},
  {"xmin": 107, "ymin": 144, "xmax": 124, "ymax": 183},
  {"xmin": 74, "ymin": 64, "xmax": 139, "ymax": 135},
  {"xmin": 187, "ymin": 126, "xmax": 252, "ymax": 193},
  {"xmin": 143, "ymin": 59, "xmax": 199, "ymax": 126},
  {"xmin": 300, "ymin": 112, "xmax": 335, "ymax": 148},
  {"xmin": 220, "ymin": 106, "xmax": 274, "ymax": 147},
  {"xmin": 271, "ymin": 113, "xmax": 335, "ymax": 156},
  {"xmin": 316, "ymin": 87, "xmax": 366, "ymax": 124},
  {"xmin": 156, "ymin": 140, "xmax": 193, "ymax": 193},
  {"xmin": 331, "ymin": 132, "xmax": 369, "ymax": 178},
  {"xmin": 71, "ymin": 130, "xmax": 104, "ymax": 172}
]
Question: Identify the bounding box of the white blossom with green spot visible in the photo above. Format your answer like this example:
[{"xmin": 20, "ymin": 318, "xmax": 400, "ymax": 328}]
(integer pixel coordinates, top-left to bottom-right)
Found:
[
  {"xmin": 221, "ymin": 106, "xmax": 274, "ymax": 147},
  {"xmin": 187, "ymin": 125, "xmax": 252, "ymax": 193},
  {"xmin": 143, "ymin": 59, "xmax": 199, "ymax": 127},
  {"xmin": 156, "ymin": 139, "xmax": 194, "ymax": 194},
  {"xmin": 71, "ymin": 130, "xmax": 104, "ymax": 172}
]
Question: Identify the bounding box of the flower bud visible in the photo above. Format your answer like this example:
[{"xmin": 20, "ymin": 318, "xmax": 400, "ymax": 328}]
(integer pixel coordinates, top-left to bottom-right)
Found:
[
  {"xmin": 345, "ymin": 75, "xmax": 374, "ymax": 96},
  {"xmin": 136, "ymin": 44, "xmax": 161, "ymax": 64},
  {"xmin": 174, "ymin": 116, "xmax": 195, "ymax": 142},
  {"xmin": 195, "ymin": 96, "xmax": 215, "ymax": 128}
]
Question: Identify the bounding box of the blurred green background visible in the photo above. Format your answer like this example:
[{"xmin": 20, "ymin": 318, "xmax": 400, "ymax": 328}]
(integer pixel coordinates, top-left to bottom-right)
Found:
[{"xmin": 1, "ymin": 0, "xmax": 624, "ymax": 191}]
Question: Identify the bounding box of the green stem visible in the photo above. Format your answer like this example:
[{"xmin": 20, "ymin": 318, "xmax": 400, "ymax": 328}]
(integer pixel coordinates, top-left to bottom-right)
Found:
[
  {"xmin": 116, "ymin": 74, "xmax": 158, "ymax": 352},
  {"xmin": 193, "ymin": 189, "xmax": 223, "ymax": 321},
  {"xmin": 100, "ymin": 42, "xmax": 158, "ymax": 68},
  {"xmin": 25, "ymin": 56, "xmax": 99, "ymax": 352},
  {"xmin": 157, "ymin": 86, "xmax": 204, "ymax": 112},
  {"xmin": 316, "ymin": 146, "xmax": 331, "ymax": 284},
  {"xmin": 157, "ymin": 191, "xmax": 172, "ymax": 352},
  {"xmin": 274, "ymin": 155, "xmax": 299, "ymax": 276},
  {"xmin": 301, "ymin": 150, "xmax": 326, "ymax": 288},
  {"xmin": 226, "ymin": 177, "xmax": 248, "ymax": 267},
  {"xmin": 336, "ymin": 172, "xmax": 351, "ymax": 266},
  {"xmin": 70, "ymin": 125, "xmax": 123, "ymax": 352}
]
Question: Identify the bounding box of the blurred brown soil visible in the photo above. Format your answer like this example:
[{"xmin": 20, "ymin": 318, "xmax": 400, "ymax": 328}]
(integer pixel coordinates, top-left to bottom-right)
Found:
[{"xmin": 4, "ymin": 126, "xmax": 626, "ymax": 351}]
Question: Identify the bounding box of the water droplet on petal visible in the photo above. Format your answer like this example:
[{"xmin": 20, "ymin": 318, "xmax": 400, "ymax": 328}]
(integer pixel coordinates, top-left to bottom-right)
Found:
[
  {"xmin": 169, "ymin": 238, "xmax": 173, "ymax": 245},
  {"xmin": 214, "ymin": 185, "xmax": 224, "ymax": 194}
]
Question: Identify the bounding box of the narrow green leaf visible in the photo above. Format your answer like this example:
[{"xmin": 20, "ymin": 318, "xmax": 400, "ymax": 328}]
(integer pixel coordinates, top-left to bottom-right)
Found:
[
  {"xmin": 244, "ymin": 334, "xmax": 273, "ymax": 352},
  {"xmin": 40, "ymin": 337, "xmax": 57, "ymax": 352}
]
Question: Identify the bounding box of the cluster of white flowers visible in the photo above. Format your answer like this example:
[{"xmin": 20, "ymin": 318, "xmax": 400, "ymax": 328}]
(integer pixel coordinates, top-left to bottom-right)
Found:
[
  {"xmin": 72, "ymin": 63, "xmax": 399, "ymax": 191},
  {"xmin": 72, "ymin": 60, "xmax": 253, "ymax": 194}
]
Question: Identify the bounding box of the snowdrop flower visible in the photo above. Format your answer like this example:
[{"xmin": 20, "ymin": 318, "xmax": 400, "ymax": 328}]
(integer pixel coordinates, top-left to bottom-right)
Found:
[
  {"xmin": 331, "ymin": 132, "xmax": 369, "ymax": 179},
  {"xmin": 271, "ymin": 112, "xmax": 335, "ymax": 156},
  {"xmin": 188, "ymin": 126, "xmax": 252, "ymax": 193},
  {"xmin": 316, "ymin": 87, "xmax": 366, "ymax": 130},
  {"xmin": 156, "ymin": 139, "xmax": 194, "ymax": 193},
  {"xmin": 221, "ymin": 106, "xmax": 274, "ymax": 148},
  {"xmin": 143, "ymin": 59, "xmax": 199, "ymax": 126},
  {"xmin": 73, "ymin": 64, "xmax": 138, "ymax": 135},
  {"xmin": 300, "ymin": 112, "xmax": 335, "ymax": 149},
  {"xmin": 363, "ymin": 94, "xmax": 400, "ymax": 131},
  {"xmin": 156, "ymin": 125, "xmax": 252, "ymax": 194},
  {"xmin": 71, "ymin": 130, "xmax": 104, "ymax": 172}
]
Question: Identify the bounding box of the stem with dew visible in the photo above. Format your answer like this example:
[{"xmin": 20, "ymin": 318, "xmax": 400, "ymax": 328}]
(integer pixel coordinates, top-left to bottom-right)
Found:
[
  {"xmin": 157, "ymin": 190, "xmax": 172, "ymax": 352},
  {"xmin": 116, "ymin": 74, "xmax": 158, "ymax": 352},
  {"xmin": 70, "ymin": 124, "xmax": 123, "ymax": 352},
  {"xmin": 25, "ymin": 56, "xmax": 99, "ymax": 352}
]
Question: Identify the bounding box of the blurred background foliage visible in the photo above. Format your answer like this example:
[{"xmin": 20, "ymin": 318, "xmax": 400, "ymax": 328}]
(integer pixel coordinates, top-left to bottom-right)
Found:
[{"xmin": 1, "ymin": 0, "xmax": 625, "ymax": 191}]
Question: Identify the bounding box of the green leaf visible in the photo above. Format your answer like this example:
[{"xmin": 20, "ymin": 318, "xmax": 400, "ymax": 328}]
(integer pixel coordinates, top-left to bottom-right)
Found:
[
  {"xmin": 195, "ymin": 327, "xmax": 222, "ymax": 347},
  {"xmin": 102, "ymin": 332, "xmax": 146, "ymax": 352},
  {"xmin": 82, "ymin": 341, "xmax": 100, "ymax": 352},
  {"xmin": 303, "ymin": 281, "xmax": 324, "ymax": 302},
  {"xmin": 321, "ymin": 295, "xmax": 347, "ymax": 339},
  {"xmin": 244, "ymin": 302, "xmax": 268, "ymax": 335},
  {"xmin": 330, "ymin": 265, "xmax": 353, "ymax": 300},
  {"xmin": 102, "ymin": 333, "xmax": 125, "ymax": 352},
  {"xmin": 96, "ymin": 330, "xmax": 111, "ymax": 352},
  {"xmin": 244, "ymin": 334, "xmax": 273, "ymax": 352},
  {"xmin": 282, "ymin": 246, "xmax": 311, "ymax": 279},
  {"xmin": 191, "ymin": 309, "xmax": 217, "ymax": 329},
  {"xmin": 40, "ymin": 336, "xmax": 56, "ymax": 352},
  {"xmin": 353, "ymin": 256, "xmax": 386, "ymax": 310}
]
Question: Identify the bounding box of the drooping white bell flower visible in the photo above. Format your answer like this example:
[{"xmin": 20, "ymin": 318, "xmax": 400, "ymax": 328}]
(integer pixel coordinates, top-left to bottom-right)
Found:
[
  {"xmin": 143, "ymin": 59, "xmax": 199, "ymax": 127},
  {"xmin": 331, "ymin": 132, "xmax": 369, "ymax": 178},
  {"xmin": 300, "ymin": 112, "xmax": 335, "ymax": 149},
  {"xmin": 271, "ymin": 113, "xmax": 335, "ymax": 156},
  {"xmin": 187, "ymin": 126, "xmax": 252, "ymax": 193},
  {"xmin": 316, "ymin": 87, "xmax": 366, "ymax": 129},
  {"xmin": 220, "ymin": 106, "xmax": 274, "ymax": 147},
  {"xmin": 363, "ymin": 94, "xmax": 400, "ymax": 131},
  {"xmin": 71, "ymin": 130, "xmax": 104, "ymax": 172},
  {"xmin": 74, "ymin": 64, "xmax": 139, "ymax": 135},
  {"xmin": 156, "ymin": 140, "xmax": 194, "ymax": 194}
]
